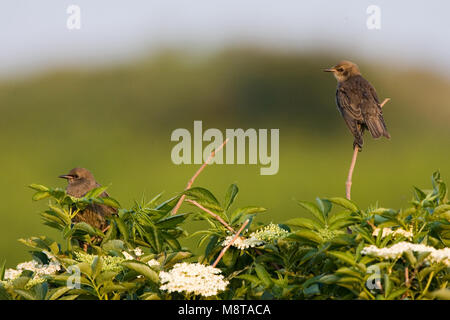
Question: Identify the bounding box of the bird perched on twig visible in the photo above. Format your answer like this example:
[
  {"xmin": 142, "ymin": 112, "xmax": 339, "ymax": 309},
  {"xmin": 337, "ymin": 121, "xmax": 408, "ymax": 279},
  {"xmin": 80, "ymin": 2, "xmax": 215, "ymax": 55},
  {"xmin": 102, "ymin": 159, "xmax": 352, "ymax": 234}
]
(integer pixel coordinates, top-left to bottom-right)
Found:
[
  {"xmin": 59, "ymin": 167, "xmax": 117, "ymax": 230},
  {"xmin": 324, "ymin": 60, "xmax": 390, "ymax": 150}
]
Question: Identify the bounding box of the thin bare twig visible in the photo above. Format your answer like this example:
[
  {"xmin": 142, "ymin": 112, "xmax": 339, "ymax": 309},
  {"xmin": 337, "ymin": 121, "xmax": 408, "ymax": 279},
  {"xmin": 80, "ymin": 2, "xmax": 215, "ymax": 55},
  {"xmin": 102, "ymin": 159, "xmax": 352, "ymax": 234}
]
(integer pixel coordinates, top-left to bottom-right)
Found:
[
  {"xmin": 187, "ymin": 199, "xmax": 235, "ymax": 233},
  {"xmin": 380, "ymin": 98, "xmax": 390, "ymax": 108},
  {"xmin": 346, "ymin": 147, "xmax": 359, "ymax": 200},
  {"xmin": 345, "ymin": 98, "xmax": 390, "ymax": 200},
  {"xmin": 212, "ymin": 219, "xmax": 249, "ymax": 268},
  {"xmin": 172, "ymin": 138, "xmax": 229, "ymax": 215}
]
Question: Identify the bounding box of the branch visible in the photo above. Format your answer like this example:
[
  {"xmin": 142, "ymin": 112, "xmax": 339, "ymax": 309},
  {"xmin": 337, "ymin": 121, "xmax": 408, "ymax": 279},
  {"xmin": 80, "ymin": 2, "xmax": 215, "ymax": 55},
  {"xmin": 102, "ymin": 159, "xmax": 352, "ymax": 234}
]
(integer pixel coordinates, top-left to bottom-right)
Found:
[
  {"xmin": 186, "ymin": 199, "xmax": 235, "ymax": 233},
  {"xmin": 212, "ymin": 219, "xmax": 249, "ymax": 268},
  {"xmin": 345, "ymin": 146, "xmax": 359, "ymax": 200},
  {"xmin": 171, "ymin": 138, "xmax": 229, "ymax": 215},
  {"xmin": 346, "ymin": 97, "xmax": 390, "ymax": 200},
  {"xmin": 380, "ymin": 98, "xmax": 390, "ymax": 108}
]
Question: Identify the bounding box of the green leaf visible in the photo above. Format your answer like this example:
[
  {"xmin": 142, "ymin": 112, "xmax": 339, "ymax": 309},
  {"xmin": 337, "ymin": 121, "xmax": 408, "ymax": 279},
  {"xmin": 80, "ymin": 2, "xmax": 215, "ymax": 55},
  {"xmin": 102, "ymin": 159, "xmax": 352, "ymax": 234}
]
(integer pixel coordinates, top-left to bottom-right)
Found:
[
  {"xmin": 290, "ymin": 230, "xmax": 322, "ymax": 244},
  {"xmin": 100, "ymin": 282, "xmax": 136, "ymax": 295},
  {"xmin": 222, "ymin": 249, "xmax": 238, "ymax": 268},
  {"xmin": 236, "ymin": 274, "xmax": 261, "ymax": 285},
  {"xmin": 33, "ymin": 282, "xmax": 48, "ymax": 300},
  {"xmin": 14, "ymin": 289, "xmax": 36, "ymax": 300},
  {"xmin": 0, "ymin": 284, "xmax": 11, "ymax": 300},
  {"xmin": 122, "ymin": 261, "xmax": 159, "ymax": 284},
  {"xmin": 430, "ymin": 289, "xmax": 450, "ymax": 300},
  {"xmin": 163, "ymin": 251, "xmax": 192, "ymax": 268},
  {"xmin": 224, "ymin": 184, "xmax": 239, "ymax": 211},
  {"xmin": 91, "ymin": 256, "xmax": 103, "ymax": 279},
  {"xmin": 303, "ymin": 284, "xmax": 320, "ymax": 296},
  {"xmin": 387, "ymin": 288, "xmax": 407, "ymax": 300},
  {"xmin": 254, "ymin": 264, "xmax": 273, "ymax": 288},
  {"xmin": 413, "ymin": 187, "xmax": 427, "ymax": 202},
  {"xmin": 77, "ymin": 262, "xmax": 93, "ymax": 278},
  {"xmin": 113, "ymin": 216, "xmax": 129, "ymax": 241},
  {"xmin": 285, "ymin": 217, "xmax": 322, "ymax": 231},
  {"xmin": 319, "ymin": 274, "xmax": 340, "ymax": 284},
  {"xmin": 155, "ymin": 213, "xmax": 188, "ymax": 229},
  {"xmin": 403, "ymin": 250, "xmax": 417, "ymax": 267},
  {"xmin": 29, "ymin": 184, "xmax": 49, "ymax": 192},
  {"xmin": 230, "ymin": 206, "xmax": 266, "ymax": 224},
  {"xmin": 328, "ymin": 251, "xmax": 357, "ymax": 267},
  {"xmin": 100, "ymin": 197, "xmax": 121, "ymax": 209},
  {"xmin": 48, "ymin": 204, "xmax": 71, "ymax": 225},
  {"xmin": 31, "ymin": 251, "xmax": 49, "ymax": 265},
  {"xmin": 0, "ymin": 260, "xmax": 5, "ymax": 281},
  {"xmin": 71, "ymin": 222, "xmax": 103, "ymax": 237},
  {"xmin": 316, "ymin": 198, "xmax": 332, "ymax": 217},
  {"xmin": 296, "ymin": 201, "xmax": 325, "ymax": 225},
  {"xmin": 383, "ymin": 273, "xmax": 392, "ymax": 298},
  {"xmin": 32, "ymin": 191, "xmax": 51, "ymax": 201},
  {"xmin": 102, "ymin": 240, "xmax": 125, "ymax": 253},
  {"xmin": 327, "ymin": 197, "xmax": 359, "ymax": 212},
  {"xmin": 184, "ymin": 187, "xmax": 223, "ymax": 212},
  {"xmin": 48, "ymin": 287, "xmax": 72, "ymax": 300},
  {"xmin": 155, "ymin": 195, "xmax": 180, "ymax": 214},
  {"xmin": 96, "ymin": 271, "xmax": 119, "ymax": 285},
  {"xmin": 84, "ymin": 185, "xmax": 109, "ymax": 199},
  {"xmin": 328, "ymin": 217, "xmax": 355, "ymax": 230}
]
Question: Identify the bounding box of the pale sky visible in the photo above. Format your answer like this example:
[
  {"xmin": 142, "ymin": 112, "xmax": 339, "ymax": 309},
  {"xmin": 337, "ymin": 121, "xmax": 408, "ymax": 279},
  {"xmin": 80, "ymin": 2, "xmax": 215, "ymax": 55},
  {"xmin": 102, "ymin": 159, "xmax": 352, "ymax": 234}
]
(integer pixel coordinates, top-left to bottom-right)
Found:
[{"xmin": 0, "ymin": 1, "xmax": 449, "ymax": 77}]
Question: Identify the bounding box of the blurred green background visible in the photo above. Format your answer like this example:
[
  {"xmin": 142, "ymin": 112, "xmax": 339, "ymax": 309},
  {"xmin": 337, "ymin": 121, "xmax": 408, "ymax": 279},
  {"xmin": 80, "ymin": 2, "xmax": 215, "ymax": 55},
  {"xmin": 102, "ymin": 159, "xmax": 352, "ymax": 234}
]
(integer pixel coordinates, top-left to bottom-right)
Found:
[{"xmin": 1, "ymin": 48, "xmax": 449, "ymax": 266}]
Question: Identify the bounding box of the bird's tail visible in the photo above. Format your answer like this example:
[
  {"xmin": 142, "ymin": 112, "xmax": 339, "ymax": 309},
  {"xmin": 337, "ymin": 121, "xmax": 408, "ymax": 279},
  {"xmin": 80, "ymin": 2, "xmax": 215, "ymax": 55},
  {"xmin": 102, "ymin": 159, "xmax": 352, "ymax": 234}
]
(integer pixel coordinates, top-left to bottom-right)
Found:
[{"xmin": 366, "ymin": 116, "xmax": 391, "ymax": 139}]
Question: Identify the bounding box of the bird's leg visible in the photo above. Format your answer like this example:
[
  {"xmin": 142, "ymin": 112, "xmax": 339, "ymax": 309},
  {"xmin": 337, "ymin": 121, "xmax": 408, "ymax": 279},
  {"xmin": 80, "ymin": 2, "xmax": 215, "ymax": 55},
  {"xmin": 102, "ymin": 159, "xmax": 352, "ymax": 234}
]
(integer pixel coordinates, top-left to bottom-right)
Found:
[{"xmin": 346, "ymin": 146, "xmax": 359, "ymax": 200}]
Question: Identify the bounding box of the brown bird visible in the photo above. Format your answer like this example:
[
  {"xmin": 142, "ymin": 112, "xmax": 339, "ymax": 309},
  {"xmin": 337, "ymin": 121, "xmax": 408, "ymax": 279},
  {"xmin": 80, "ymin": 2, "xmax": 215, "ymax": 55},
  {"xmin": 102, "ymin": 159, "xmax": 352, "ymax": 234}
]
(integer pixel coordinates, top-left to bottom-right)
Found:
[
  {"xmin": 59, "ymin": 167, "xmax": 116, "ymax": 230},
  {"xmin": 324, "ymin": 60, "xmax": 390, "ymax": 150}
]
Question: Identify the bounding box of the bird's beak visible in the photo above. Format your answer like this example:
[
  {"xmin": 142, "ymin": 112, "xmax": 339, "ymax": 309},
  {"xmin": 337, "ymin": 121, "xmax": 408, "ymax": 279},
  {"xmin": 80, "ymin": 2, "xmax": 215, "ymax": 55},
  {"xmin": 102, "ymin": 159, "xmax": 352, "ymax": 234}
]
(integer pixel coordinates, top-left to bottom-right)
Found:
[
  {"xmin": 323, "ymin": 67, "xmax": 336, "ymax": 72},
  {"xmin": 58, "ymin": 174, "xmax": 72, "ymax": 180}
]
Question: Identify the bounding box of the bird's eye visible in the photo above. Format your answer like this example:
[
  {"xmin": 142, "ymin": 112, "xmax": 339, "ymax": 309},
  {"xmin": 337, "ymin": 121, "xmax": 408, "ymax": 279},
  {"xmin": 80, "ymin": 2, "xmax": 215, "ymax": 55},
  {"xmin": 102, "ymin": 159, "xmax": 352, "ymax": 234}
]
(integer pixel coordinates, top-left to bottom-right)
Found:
[
  {"xmin": 337, "ymin": 68, "xmax": 344, "ymax": 72},
  {"xmin": 73, "ymin": 174, "xmax": 79, "ymax": 179}
]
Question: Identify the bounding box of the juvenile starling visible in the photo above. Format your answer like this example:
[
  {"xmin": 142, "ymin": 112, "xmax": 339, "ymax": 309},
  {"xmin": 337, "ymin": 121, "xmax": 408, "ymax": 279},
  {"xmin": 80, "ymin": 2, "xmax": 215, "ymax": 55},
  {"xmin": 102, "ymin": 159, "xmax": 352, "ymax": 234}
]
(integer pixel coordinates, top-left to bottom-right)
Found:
[
  {"xmin": 324, "ymin": 60, "xmax": 390, "ymax": 150},
  {"xmin": 59, "ymin": 167, "xmax": 117, "ymax": 230}
]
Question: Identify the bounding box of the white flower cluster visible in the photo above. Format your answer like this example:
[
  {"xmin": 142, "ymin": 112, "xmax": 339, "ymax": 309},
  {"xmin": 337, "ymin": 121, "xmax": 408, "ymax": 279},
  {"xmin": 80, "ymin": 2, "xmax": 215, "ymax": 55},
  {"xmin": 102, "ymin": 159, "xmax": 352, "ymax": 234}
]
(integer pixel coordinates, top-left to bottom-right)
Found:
[
  {"xmin": 134, "ymin": 247, "xmax": 144, "ymax": 257},
  {"xmin": 250, "ymin": 223, "xmax": 290, "ymax": 242},
  {"xmin": 221, "ymin": 223, "xmax": 290, "ymax": 250},
  {"xmin": 222, "ymin": 235, "xmax": 263, "ymax": 250},
  {"xmin": 122, "ymin": 247, "xmax": 145, "ymax": 260},
  {"xmin": 362, "ymin": 242, "xmax": 450, "ymax": 266},
  {"xmin": 372, "ymin": 227, "xmax": 413, "ymax": 239},
  {"xmin": 74, "ymin": 251, "xmax": 124, "ymax": 272},
  {"xmin": 4, "ymin": 259, "xmax": 61, "ymax": 282},
  {"xmin": 159, "ymin": 262, "xmax": 228, "ymax": 297},
  {"xmin": 147, "ymin": 259, "xmax": 160, "ymax": 267}
]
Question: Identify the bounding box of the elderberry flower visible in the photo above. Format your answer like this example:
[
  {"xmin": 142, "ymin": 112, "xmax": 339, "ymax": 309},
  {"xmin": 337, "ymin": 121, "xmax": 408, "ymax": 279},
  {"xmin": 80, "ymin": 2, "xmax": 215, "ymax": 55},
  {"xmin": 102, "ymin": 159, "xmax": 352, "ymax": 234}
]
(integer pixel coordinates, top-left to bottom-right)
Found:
[
  {"xmin": 159, "ymin": 262, "xmax": 228, "ymax": 297},
  {"xmin": 250, "ymin": 223, "xmax": 290, "ymax": 242},
  {"xmin": 361, "ymin": 242, "xmax": 450, "ymax": 266},
  {"xmin": 372, "ymin": 227, "xmax": 413, "ymax": 239}
]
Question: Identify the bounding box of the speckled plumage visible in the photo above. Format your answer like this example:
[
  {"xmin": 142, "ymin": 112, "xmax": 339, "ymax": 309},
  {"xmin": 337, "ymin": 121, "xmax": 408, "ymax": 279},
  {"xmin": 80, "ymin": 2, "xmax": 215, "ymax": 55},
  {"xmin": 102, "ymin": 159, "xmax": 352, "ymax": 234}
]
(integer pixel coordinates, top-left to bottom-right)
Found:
[
  {"xmin": 59, "ymin": 168, "xmax": 116, "ymax": 230},
  {"xmin": 325, "ymin": 61, "xmax": 390, "ymax": 150}
]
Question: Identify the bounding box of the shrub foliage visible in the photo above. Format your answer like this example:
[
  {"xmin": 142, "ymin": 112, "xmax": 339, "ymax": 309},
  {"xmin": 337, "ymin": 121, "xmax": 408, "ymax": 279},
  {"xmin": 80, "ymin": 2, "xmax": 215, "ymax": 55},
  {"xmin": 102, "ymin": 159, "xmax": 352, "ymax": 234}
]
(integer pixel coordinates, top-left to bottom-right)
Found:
[{"xmin": 0, "ymin": 172, "xmax": 449, "ymax": 300}]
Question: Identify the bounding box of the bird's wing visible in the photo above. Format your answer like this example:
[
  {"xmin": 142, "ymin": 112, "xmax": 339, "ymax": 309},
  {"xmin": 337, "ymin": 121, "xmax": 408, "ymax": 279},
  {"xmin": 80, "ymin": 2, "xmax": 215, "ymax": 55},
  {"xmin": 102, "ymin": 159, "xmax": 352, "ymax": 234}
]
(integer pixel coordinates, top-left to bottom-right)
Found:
[
  {"xmin": 336, "ymin": 85, "xmax": 364, "ymax": 137},
  {"xmin": 358, "ymin": 78, "xmax": 390, "ymax": 139},
  {"xmin": 368, "ymin": 81, "xmax": 380, "ymax": 105},
  {"xmin": 336, "ymin": 85, "xmax": 364, "ymax": 122}
]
